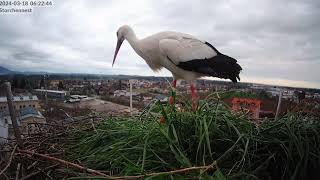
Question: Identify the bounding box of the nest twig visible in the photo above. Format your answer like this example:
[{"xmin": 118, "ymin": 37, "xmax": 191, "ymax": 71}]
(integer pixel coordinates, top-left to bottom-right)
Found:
[{"xmin": 0, "ymin": 114, "xmax": 103, "ymax": 179}]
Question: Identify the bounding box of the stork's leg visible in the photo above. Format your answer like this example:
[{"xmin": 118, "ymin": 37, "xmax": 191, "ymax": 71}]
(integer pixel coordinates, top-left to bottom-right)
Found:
[
  {"xmin": 169, "ymin": 79, "xmax": 177, "ymax": 105},
  {"xmin": 190, "ymin": 83, "xmax": 198, "ymax": 111}
]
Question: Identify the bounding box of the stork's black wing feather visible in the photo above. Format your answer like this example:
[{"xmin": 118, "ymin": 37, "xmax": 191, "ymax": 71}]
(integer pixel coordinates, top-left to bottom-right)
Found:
[{"xmin": 176, "ymin": 42, "xmax": 242, "ymax": 83}]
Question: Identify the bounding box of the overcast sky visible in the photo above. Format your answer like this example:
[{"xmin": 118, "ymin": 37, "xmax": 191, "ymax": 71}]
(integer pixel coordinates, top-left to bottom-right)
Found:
[{"xmin": 0, "ymin": 0, "xmax": 319, "ymax": 88}]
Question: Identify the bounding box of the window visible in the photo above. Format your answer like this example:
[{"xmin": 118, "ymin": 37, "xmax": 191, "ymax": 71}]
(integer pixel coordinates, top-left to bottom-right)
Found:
[{"xmin": 33, "ymin": 105, "xmax": 35, "ymax": 108}]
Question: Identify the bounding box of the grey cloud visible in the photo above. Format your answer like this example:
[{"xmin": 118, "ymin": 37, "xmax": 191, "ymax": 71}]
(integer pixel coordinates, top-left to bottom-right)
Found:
[{"xmin": 0, "ymin": 0, "xmax": 319, "ymax": 88}]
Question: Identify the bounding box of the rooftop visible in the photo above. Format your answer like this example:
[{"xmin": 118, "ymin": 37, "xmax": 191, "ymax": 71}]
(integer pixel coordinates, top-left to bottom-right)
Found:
[
  {"xmin": 19, "ymin": 107, "xmax": 39, "ymax": 117},
  {"xmin": 34, "ymin": 89, "xmax": 67, "ymax": 94},
  {"xmin": 0, "ymin": 107, "xmax": 44, "ymax": 121},
  {"xmin": 0, "ymin": 95, "xmax": 38, "ymax": 103}
]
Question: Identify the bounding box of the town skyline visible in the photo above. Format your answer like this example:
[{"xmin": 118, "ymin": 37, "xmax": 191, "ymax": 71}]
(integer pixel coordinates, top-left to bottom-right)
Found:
[{"xmin": 1, "ymin": 65, "xmax": 319, "ymax": 90}]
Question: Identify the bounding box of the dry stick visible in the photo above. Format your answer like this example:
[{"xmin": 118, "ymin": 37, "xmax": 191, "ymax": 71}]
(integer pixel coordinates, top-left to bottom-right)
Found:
[
  {"xmin": 2, "ymin": 173, "xmax": 9, "ymax": 180},
  {"xmin": 19, "ymin": 150, "xmax": 217, "ymax": 179},
  {"xmin": 26, "ymin": 161, "xmax": 38, "ymax": 170},
  {"xmin": 19, "ymin": 150, "xmax": 108, "ymax": 177},
  {"xmin": 5, "ymin": 82, "xmax": 23, "ymax": 148},
  {"xmin": 0, "ymin": 144, "xmax": 18, "ymax": 176},
  {"xmin": 117, "ymin": 162, "xmax": 217, "ymax": 179},
  {"xmin": 15, "ymin": 163, "xmax": 21, "ymax": 180},
  {"xmin": 67, "ymin": 162, "xmax": 217, "ymax": 179},
  {"xmin": 37, "ymin": 166, "xmax": 54, "ymax": 180},
  {"xmin": 90, "ymin": 119, "xmax": 98, "ymax": 134}
]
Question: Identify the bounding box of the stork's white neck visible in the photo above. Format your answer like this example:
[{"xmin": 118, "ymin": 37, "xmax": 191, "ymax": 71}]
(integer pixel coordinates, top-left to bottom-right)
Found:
[{"xmin": 123, "ymin": 27, "xmax": 142, "ymax": 55}]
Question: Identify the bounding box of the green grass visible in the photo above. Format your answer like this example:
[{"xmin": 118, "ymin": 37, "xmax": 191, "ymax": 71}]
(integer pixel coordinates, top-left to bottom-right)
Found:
[{"xmin": 69, "ymin": 93, "xmax": 320, "ymax": 179}]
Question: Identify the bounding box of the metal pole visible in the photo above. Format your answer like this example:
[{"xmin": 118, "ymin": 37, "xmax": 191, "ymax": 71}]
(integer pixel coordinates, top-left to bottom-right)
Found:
[
  {"xmin": 129, "ymin": 80, "xmax": 133, "ymax": 116},
  {"xmin": 4, "ymin": 82, "xmax": 23, "ymax": 147},
  {"xmin": 275, "ymin": 90, "xmax": 282, "ymax": 120},
  {"xmin": 44, "ymin": 75, "xmax": 48, "ymax": 111}
]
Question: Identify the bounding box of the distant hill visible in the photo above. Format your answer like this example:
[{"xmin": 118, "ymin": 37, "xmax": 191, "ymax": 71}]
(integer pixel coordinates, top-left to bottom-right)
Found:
[
  {"xmin": 0, "ymin": 66, "xmax": 13, "ymax": 74},
  {"xmin": 0, "ymin": 66, "xmax": 48, "ymax": 75}
]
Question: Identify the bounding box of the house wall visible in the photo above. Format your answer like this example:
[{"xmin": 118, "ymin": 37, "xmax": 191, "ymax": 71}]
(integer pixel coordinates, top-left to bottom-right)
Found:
[
  {"xmin": 0, "ymin": 119, "xmax": 8, "ymax": 143},
  {"xmin": 0, "ymin": 100, "xmax": 40, "ymax": 111}
]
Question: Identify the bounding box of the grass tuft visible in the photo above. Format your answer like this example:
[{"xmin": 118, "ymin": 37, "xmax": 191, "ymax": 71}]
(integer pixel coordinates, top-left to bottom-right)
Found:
[{"xmin": 70, "ymin": 93, "xmax": 320, "ymax": 179}]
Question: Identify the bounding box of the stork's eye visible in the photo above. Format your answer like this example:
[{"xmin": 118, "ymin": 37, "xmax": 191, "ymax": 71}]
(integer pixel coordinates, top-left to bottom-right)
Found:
[{"xmin": 117, "ymin": 31, "xmax": 119, "ymax": 37}]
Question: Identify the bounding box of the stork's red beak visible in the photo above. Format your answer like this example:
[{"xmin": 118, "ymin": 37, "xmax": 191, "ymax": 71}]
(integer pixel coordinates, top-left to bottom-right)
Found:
[{"xmin": 112, "ymin": 38, "xmax": 124, "ymax": 67}]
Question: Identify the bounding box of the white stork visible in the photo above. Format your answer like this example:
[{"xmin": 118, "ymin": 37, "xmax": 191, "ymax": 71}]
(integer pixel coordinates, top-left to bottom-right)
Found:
[{"xmin": 112, "ymin": 25, "xmax": 242, "ymax": 110}]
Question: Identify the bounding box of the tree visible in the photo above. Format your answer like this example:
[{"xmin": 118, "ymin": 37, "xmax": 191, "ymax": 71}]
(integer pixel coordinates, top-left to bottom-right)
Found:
[
  {"xmin": 58, "ymin": 81, "xmax": 64, "ymax": 90},
  {"xmin": 12, "ymin": 76, "xmax": 19, "ymax": 89},
  {"xmin": 25, "ymin": 79, "xmax": 32, "ymax": 91},
  {"xmin": 40, "ymin": 78, "xmax": 45, "ymax": 88},
  {"xmin": 20, "ymin": 78, "xmax": 26, "ymax": 89}
]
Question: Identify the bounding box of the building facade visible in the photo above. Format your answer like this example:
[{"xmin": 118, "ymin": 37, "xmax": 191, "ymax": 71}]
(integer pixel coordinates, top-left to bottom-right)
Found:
[
  {"xmin": 0, "ymin": 95, "xmax": 45, "ymax": 140},
  {"xmin": 0, "ymin": 107, "xmax": 46, "ymax": 140},
  {"xmin": 0, "ymin": 95, "xmax": 40, "ymax": 111}
]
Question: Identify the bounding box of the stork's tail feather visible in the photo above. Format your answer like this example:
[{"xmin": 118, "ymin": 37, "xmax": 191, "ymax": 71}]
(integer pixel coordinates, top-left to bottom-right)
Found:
[{"xmin": 207, "ymin": 54, "xmax": 242, "ymax": 83}]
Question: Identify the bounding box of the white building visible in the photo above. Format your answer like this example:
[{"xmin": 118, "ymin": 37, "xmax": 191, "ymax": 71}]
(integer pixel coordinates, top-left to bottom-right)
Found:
[
  {"xmin": 282, "ymin": 90, "xmax": 295, "ymax": 99},
  {"xmin": 0, "ymin": 107, "xmax": 46, "ymax": 140},
  {"xmin": 0, "ymin": 95, "xmax": 40, "ymax": 111},
  {"xmin": 34, "ymin": 89, "xmax": 69, "ymax": 100},
  {"xmin": 266, "ymin": 87, "xmax": 281, "ymax": 97},
  {"xmin": 114, "ymin": 90, "xmax": 139, "ymax": 97},
  {"xmin": 64, "ymin": 95, "xmax": 93, "ymax": 103}
]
